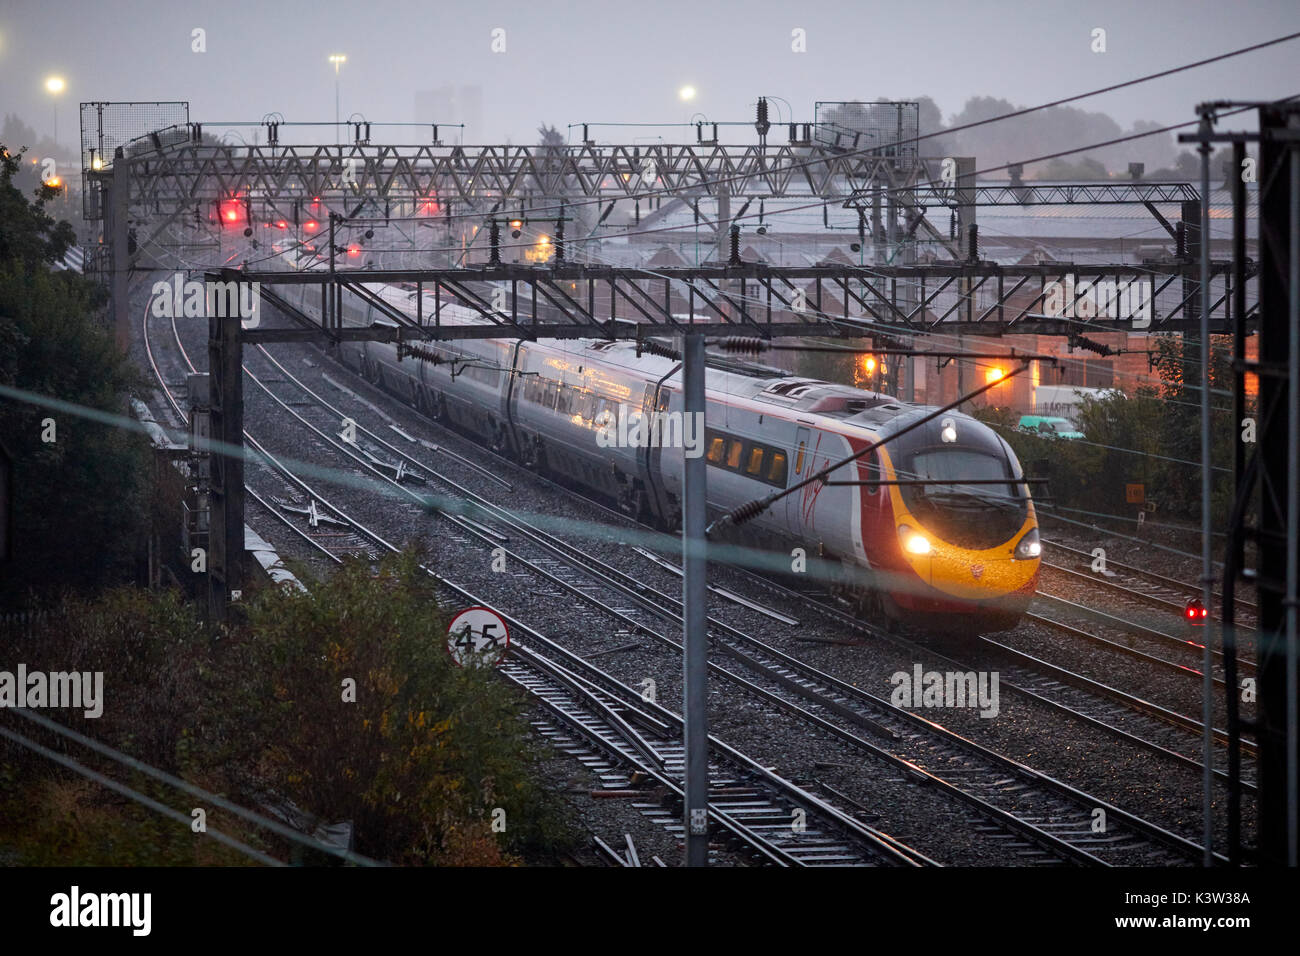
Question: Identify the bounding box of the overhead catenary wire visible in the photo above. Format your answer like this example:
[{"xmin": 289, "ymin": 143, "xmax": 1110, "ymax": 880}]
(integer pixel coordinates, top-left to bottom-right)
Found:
[
  {"xmin": 7, "ymin": 706, "xmax": 384, "ymax": 866},
  {"xmin": 0, "ymin": 721, "xmax": 285, "ymax": 867},
  {"xmin": 238, "ymin": 32, "xmax": 1300, "ymax": 233},
  {"xmin": 141, "ymin": 212, "xmax": 1243, "ymax": 479}
]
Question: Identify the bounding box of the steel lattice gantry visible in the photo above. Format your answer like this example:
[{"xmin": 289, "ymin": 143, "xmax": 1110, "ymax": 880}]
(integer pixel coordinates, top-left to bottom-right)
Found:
[
  {"xmin": 232, "ymin": 260, "xmax": 1247, "ymax": 344},
  {"xmin": 116, "ymin": 140, "xmax": 959, "ymax": 211}
]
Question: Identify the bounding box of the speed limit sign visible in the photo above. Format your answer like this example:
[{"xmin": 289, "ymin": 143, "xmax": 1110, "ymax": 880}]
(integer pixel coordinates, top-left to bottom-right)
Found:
[{"xmin": 446, "ymin": 606, "xmax": 511, "ymax": 667}]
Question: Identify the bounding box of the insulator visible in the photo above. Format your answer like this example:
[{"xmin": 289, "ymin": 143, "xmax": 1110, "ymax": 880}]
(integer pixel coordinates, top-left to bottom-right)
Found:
[
  {"xmin": 726, "ymin": 498, "xmax": 770, "ymax": 527},
  {"xmin": 756, "ymin": 97, "xmax": 771, "ymax": 138},
  {"xmin": 636, "ymin": 338, "xmax": 680, "ymax": 360},
  {"xmin": 1073, "ymin": 335, "xmax": 1116, "ymax": 357},
  {"xmin": 713, "ymin": 337, "xmax": 767, "ymax": 355}
]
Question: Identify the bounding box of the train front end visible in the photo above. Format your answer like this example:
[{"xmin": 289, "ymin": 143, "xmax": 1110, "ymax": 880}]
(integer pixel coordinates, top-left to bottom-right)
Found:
[{"xmin": 873, "ymin": 410, "xmax": 1040, "ymax": 633}]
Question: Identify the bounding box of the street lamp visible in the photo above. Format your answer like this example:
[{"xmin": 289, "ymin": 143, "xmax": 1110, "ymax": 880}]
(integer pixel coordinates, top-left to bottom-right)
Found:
[
  {"xmin": 328, "ymin": 54, "xmax": 346, "ymax": 142},
  {"xmin": 44, "ymin": 75, "xmax": 65, "ymax": 149}
]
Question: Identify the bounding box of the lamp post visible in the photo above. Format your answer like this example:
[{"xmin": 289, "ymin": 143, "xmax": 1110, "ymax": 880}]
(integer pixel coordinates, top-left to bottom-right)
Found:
[
  {"xmin": 328, "ymin": 55, "xmax": 346, "ymax": 143},
  {"xmin": 44, "ymin": 76, "xmax": 65, "ymax": 150}
]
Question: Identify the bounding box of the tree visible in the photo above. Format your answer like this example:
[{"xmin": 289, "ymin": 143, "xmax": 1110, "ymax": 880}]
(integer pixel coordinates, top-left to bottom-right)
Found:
[
  {"xmin": 201, "ymin": 551, "xmax": 573, "ymax": 864},
  {"xmin": 0, "ymin": 141, "xmax": 150, "ymax": 604},
  {"xmin": 1037, "ymin": 156, "xmax": 1110, "ymax": 181},
  {"xmin": 536, "ymin": 123, "xmax": 564, "ymax": 149}
]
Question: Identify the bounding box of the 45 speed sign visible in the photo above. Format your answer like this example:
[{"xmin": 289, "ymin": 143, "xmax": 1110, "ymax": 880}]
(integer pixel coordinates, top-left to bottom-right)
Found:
[{"xmin": 446, "ymin": 606, "xmax": 511, "ymax": 667}]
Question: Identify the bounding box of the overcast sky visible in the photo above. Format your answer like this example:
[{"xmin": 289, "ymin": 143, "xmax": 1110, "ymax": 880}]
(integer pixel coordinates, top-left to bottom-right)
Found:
[{"xmin": 2, "ymin": 0, "xmax": 1298, "ymax": 150}]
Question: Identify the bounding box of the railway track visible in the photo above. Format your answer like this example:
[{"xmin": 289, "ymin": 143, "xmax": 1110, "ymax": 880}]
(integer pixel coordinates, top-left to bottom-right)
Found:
[
  {"xmin": 295, "ymin": 345, "xmax": 1265, "ymax": 850},
  {"xmin": 1029, "ymin": 592, "xmax": 1257, "ymax": 683},
  {"xmin": 142, "ymin": 293, "xmax": 928, "ymax": 868},
  {"xmin": 297, "ymin": 351, "xmax": 1255, "ymax": 831},
  {"xmin": 230, "ymin": 335, "xmax": 1226, "ymax": 866},
  {"xmin": 1043, "ymin": 539, "xmax": 1258, "ymax": 618}
]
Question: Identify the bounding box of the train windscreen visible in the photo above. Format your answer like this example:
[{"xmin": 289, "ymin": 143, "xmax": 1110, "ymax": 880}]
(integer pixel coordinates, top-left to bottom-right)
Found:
[{"xmin": 899, "ymin": 449, "xmax": 1027, "ymax": 549}]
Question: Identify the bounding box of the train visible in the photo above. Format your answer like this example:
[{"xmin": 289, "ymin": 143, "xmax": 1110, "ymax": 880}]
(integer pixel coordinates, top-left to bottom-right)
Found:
[{"xmin": 268, "ymin": 248, "xmax": 1040, "ymax": 633}]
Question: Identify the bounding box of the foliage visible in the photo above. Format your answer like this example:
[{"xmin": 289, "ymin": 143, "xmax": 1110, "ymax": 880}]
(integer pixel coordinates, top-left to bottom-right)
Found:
[
  {"xmin": 0, "ymin": 552, "xmax": 574, "ymax": 866},
  {"xmin": 974, "ymin": 333, "xmax": 1241, "ymax": 527},
  {"xmin": 794, "ymin": 345, "xmax": 859, "ymax": 387},
  {"xmin": 0, "ymin": 141, "xmax": 151, "ymax": 604},
  {"xmin": 0, "ymin": 589, "xmax": 253, "ymax": 865},
  {"xmin": 1036, "ymin": 156, "xmax": 1110, "ymax": 180},
  {"xmin": 199, "ymin": 550, "xmax": 573, "ymax": 865}
]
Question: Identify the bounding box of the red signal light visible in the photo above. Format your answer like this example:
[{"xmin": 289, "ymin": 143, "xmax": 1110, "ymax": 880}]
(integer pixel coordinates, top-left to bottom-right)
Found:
[
  {"xmin": 1185, "ymin": 598, "xmax": 1208, "ymax": 625},
  {"xmin": 347, "ymin": 245, "xmax": 360, "ymax": 257},
  {"xmin": 304, "ymin": 220, "xmax": 318, "ymax": 232},
  {"xmin": 276, "ymin": 220, "xmax": 287, "ymax": 230}
]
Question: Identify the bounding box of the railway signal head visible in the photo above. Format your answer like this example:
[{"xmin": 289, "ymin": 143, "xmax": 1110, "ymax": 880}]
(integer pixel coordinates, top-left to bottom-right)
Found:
[{"xmin": 1185, "ymin": 597, "xmax": 1208, "ymax": 625}]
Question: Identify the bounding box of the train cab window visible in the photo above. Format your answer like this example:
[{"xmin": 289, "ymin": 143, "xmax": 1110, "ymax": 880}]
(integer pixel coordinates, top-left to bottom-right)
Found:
[
  {"xmin": 795, "ymin": 442, "xmax": 806, "ymax": 475},
  {"xmin": 706, "ymin": 436, "xmax": 726, "ymax": 464},
  {"xmin": 726, "ymin": 439, "xmax": 744, "ymax": 469},
  {"xmin": 767, "ymin": 451, "xmax": 788, "ymax": 486},
  {"xmin": 745, "ymin": 446, "xmax": 764, "ymax": 476}
]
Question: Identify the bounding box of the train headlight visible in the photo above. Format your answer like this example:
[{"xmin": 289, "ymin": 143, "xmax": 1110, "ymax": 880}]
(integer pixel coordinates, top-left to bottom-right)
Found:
[
  {"xmin": 1014, "ymin": 527, "xmax": 1042, "ymax": 559},
  {"xmin": 898, "ymin": 524, "xmax": 932, "ymax": 555},
  {"xmin": 940, "ymin": 418, "xmax": 957, "ymax": 443}
]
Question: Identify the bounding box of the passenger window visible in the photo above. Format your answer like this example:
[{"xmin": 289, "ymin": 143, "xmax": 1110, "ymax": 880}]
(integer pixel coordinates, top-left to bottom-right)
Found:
[
  {"xmin": 768, "ymin": 451, "xmax": 787, "ymax": 485},
  {"xmin": 746, "ymin": 446, "xmax": 764, "ymax": 475},
  {"xmin": 726, "ymin": 439, "xmax": 744, "ymax": 469},
  {"xmin": 706, "ymin": 436, "xmax": 726, "ymax": 464},
  {"xmin": 795, "ymin": 442, "xmax": 806, "ymax": 474}
]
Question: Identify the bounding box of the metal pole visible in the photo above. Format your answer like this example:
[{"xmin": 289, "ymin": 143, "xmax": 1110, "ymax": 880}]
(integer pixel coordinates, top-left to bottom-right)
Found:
[
  {"xmin": 1197, "ymin": 116, "xmax": 1214, "ymax": 866},
  {"xmin": 110, "ymin": 154, "xmax": 130, "ymax": 352},
  {"xmin": 1286, "ymin": 145, "xmax": 1300, "ymax": 866},
  {"xmin": 681, "ymin": 331, "xmax": 709, "ymax": 867}
]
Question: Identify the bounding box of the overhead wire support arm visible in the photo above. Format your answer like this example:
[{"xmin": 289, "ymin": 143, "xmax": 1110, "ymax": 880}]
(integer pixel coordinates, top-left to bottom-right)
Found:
[
  {"xmin": 708, "ymin": 338, "xmax": 1058, "ymax": 363},
  {"xmin": 705, "ymin": 361, "xmax": 1040, "ymax": 536}
]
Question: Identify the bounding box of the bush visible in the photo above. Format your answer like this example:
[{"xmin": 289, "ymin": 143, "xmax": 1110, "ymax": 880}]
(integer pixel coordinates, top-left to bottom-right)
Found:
[
  {"xmin": 0, "ymin": 551, "xmax": 574, "ymax": 865},
  {"xmin": 0, "ymin": 142, "xmax": 151, "ymax": 603},
  {"xmin": 975, "ymin": 337, "xmax": 1241, "ymax": 531}
]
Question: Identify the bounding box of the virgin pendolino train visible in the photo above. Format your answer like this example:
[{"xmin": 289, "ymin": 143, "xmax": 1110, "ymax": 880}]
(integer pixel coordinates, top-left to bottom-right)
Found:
[{"xmin": 270, "ymin": 252, "xmax": 1041, "ymax": 634}]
